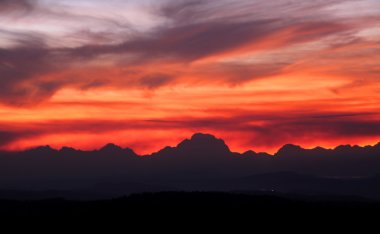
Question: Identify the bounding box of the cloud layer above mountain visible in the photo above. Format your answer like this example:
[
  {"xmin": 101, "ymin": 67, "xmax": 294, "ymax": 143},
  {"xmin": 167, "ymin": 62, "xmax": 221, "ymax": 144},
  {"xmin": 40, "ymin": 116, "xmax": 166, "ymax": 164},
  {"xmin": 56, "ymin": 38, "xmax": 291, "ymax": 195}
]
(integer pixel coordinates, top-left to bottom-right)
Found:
[{"xmin": 0, "ymin": 0, "xmax": 379, "ymax": 153}]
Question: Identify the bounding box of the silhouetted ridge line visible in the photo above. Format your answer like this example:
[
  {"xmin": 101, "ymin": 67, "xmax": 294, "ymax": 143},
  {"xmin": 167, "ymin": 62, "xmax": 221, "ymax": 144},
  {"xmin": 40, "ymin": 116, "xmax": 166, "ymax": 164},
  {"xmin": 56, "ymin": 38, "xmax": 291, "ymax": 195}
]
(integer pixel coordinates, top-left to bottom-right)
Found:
[
  {"xmin": 2, "ymin": 133, "xmax": 380, "ymax": 188},
  {"xmin": 7, "ymin": 133, "xmax": 380, "ymax": 159},
  {"xmin": 242, "ymin": 150, "xmax": 271, "ymax": 158},
  {"xmin": 98, "ymin": 143, "xmax": 138, "ymax": 157},
  {"xmin": 177, "ymin": 133, "xmax": 230, "ymax": 153},
  {"xmin": 25, "ymin": 145, "xmax": 58, "ymax": 155},
  {"xmin": 275, "ymin": 144, "xmax": 304, "ymax": 157}
]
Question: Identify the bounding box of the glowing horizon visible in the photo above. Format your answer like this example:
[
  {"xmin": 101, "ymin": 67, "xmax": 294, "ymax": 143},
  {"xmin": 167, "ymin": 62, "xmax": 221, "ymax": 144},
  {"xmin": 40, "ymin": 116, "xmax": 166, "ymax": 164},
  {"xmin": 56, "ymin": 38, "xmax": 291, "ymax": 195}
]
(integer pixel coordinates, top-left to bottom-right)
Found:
[{"xmin": 1, "ymin": 0, "xmax": 380, "ymax": 154}]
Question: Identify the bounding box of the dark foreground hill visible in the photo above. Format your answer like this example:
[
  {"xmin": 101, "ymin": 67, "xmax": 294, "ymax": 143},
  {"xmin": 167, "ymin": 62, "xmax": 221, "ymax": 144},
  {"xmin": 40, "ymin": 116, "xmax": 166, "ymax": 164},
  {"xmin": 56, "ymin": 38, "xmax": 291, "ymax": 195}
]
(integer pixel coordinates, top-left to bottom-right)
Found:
[
  {"xmin": 0, "ymin": 192, "xmax": 378, "ymax": 218},
  {"xmin": 3, "ymin": 172, "xmax": 380, "ymax": 200}
]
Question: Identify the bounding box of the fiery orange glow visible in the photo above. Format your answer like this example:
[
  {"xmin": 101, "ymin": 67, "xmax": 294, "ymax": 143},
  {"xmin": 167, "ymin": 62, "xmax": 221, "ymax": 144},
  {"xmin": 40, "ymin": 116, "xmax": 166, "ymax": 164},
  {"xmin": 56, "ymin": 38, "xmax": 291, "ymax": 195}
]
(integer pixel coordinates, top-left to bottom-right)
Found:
[{"xmin": 0, "ymin": 0, "xmax": 379, "ymax": 154}]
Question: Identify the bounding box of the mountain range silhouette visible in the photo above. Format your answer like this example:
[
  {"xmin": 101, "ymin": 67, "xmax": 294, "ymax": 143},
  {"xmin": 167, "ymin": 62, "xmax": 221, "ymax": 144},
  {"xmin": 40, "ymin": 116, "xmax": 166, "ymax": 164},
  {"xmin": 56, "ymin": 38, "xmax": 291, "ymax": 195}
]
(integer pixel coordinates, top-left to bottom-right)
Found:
[
  {"xmin": 14, "ymin": 132, "xmax": 380, "ymax": 158},
  {"xmin": 2, "ymin": 133, "xmax": 380, "ymax": 198}
]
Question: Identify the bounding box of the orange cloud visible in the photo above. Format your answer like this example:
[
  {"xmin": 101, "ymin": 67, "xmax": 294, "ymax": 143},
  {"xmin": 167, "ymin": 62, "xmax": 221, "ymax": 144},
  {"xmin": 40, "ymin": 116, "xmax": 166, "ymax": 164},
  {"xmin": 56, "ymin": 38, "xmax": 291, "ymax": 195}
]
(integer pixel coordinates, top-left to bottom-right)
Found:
[{"xmin": 0, "ymin": 0, "xmax": 379, "ymax": 153}]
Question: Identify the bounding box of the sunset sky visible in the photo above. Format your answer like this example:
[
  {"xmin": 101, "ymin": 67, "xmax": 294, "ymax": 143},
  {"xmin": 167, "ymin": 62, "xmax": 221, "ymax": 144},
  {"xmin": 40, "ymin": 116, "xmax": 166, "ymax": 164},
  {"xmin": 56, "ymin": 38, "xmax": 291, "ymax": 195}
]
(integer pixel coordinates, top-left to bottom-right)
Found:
[{"xmin": 0, "ymin": 0, "xmax": 379, "ymax": 154}]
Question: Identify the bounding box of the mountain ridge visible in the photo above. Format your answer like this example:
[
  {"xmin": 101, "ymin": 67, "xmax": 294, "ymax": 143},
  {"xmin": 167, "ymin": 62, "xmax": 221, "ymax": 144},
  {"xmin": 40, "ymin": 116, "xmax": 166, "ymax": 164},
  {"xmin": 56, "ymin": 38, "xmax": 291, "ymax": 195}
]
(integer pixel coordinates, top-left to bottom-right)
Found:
[
  {"xmin": 2, "ymin": 133, "xmax": 380, "ymax": 188},
  {"xmin": 10, "ymin": 132, "xmax": 380, "ymax": 158}
]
